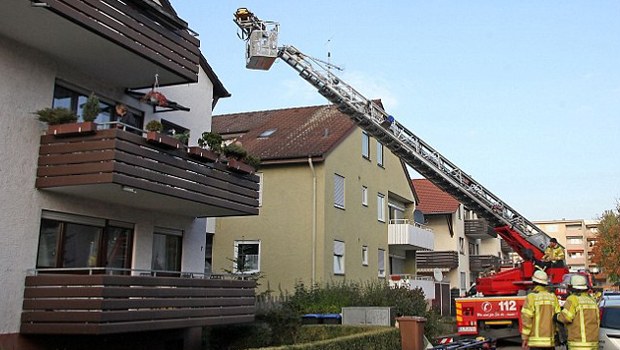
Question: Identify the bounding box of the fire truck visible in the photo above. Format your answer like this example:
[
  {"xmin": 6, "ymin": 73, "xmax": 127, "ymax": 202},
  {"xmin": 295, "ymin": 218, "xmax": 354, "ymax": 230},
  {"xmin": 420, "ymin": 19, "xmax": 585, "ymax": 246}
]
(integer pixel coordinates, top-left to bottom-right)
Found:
[{"xmin": 232, "ymin": 8, "xmax": 569, "ymax": 340}]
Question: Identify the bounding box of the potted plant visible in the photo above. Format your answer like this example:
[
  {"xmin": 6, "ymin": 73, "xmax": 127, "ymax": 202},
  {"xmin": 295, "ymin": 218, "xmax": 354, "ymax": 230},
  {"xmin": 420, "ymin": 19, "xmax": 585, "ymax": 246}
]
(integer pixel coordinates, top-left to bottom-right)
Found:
[
  {"xmin": 82, "ymin": 93, "xmax": 101, "ymax": 122},
  {"xmin": 188, "ymin": 131, "xmax": 222, "ymax": 162},
  {"xmin": 223, "ymin": 142, "xmax": 256, "ymax": 174},
  {"xmin": 35, "ymin": 107, "xmax": 97, "ymax": 136},
  {"xmin": 144, "ymin": 120, "xmax": 181, "ymax": 149}
]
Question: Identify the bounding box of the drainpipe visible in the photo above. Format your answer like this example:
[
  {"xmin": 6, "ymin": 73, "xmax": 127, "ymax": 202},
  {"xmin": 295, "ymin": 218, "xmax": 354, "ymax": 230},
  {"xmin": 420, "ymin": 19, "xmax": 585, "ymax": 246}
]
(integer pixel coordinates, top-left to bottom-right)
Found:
[{"xmin": 308, "ymin": 156, "xmax": 317, "ymax": 284}]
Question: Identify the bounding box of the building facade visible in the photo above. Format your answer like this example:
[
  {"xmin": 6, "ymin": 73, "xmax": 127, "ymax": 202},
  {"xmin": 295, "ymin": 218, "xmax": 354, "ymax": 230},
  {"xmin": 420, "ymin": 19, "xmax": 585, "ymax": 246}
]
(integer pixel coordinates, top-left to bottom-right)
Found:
[
  {"xmin": 0, "ymin": 1, "xmax": 259, "ymax": 349},
  {"xmin": 210, "ymin": 103, "xmax": 424, "ymax": 294}
]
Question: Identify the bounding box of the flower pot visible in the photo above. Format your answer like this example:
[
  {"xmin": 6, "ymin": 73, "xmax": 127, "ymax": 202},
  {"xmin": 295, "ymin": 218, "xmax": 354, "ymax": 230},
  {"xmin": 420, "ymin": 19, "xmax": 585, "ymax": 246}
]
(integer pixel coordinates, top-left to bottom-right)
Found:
[
  {"xmin": 47, "ymin": 121, "xmax": 97, "ymax": 137},
  {"xmin": 146, "ymin": 131, "xmax": 182, "ymax": 149},
  {"xmin": 227, "ymin": 158, "xmax": 255, "ymax": 174},
  {"xmin": 188, "ymin": 146, "xmax": 220, "ymax": 163}
]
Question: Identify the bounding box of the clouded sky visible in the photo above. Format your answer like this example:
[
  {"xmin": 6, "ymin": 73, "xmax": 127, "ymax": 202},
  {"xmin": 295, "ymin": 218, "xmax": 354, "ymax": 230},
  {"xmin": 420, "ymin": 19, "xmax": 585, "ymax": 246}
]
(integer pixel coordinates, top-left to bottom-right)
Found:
[{"xmin": 171, "ymin": 1, "xmax": 620, "ymax": 221}]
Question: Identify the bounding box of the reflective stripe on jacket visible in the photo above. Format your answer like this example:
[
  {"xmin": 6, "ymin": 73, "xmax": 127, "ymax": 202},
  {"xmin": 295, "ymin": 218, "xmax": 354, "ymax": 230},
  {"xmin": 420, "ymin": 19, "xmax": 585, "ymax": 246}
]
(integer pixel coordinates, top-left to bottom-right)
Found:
[
  {"xmin": 521, "ymin": 285, "xmax": 561, "ymax": 348},
  {"xmin": 557, "ymin": 292, "xmax": 600, "ymax": 350}
]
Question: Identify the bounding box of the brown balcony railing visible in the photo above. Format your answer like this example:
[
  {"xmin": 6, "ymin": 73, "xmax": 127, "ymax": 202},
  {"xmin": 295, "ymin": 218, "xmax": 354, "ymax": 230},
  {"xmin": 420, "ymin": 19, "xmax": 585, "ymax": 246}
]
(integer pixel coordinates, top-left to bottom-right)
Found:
[
  {"xmin": 36, "ymin": 127, "xmax": 259, "ymax": 217},
  {"xmin": 464, "ymin": 219, "xmax": 497, "ymax": 239},
  {"xmin": 415, "ymin": 250, "xmax": 459, "ymax": 270},
  {"xmin": 21, "ymin": 269, "xmax": 256, "ymax": 335},
  {"xmin": 469, "ymin": 255, "xmax": 501, "ymax": 272}
]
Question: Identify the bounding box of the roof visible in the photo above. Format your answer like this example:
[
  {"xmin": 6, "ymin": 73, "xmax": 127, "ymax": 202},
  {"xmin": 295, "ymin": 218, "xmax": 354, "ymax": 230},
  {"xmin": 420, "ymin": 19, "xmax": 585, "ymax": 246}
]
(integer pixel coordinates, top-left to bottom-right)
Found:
[
  {"xmin": 412, "ymin": 179, "xmax": 460, "ymax": 215},
  {"xmin": 212, "ymin": 103, "xmax": 362, "ymax": 163}
]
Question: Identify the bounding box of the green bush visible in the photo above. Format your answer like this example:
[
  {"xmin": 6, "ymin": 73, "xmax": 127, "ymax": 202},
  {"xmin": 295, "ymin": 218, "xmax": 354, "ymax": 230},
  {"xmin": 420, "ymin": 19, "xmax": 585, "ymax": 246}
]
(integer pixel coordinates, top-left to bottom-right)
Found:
[
  {"xmin": 145, "ymin": 120, "xmax": 163, "ymax": 132},
  {"xmin": 35, "ymin": 107, "xmax": 78, "ymax": 125},
  {"xmin": 197, "ymin": 131, "xmax": 223, "ymax": 152},
  {"xmin": 82, "ymin": 93, "xmax": 100, "ymax": 122}
]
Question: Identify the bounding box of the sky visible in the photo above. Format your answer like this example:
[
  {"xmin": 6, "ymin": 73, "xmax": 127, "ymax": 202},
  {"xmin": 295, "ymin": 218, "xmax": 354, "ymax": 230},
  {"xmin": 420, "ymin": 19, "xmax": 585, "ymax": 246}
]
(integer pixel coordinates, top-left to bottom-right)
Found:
[{"xmin": 171, "ymin": 1, "xmax": 620, "ymax": 221}]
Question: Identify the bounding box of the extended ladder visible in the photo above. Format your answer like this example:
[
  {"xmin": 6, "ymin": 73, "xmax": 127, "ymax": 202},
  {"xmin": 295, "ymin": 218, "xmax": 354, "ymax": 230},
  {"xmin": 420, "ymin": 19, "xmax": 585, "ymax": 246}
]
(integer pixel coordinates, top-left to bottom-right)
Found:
[{"xmin": 234, "ymin": 8, "xmax": 552, "ymax": 255}]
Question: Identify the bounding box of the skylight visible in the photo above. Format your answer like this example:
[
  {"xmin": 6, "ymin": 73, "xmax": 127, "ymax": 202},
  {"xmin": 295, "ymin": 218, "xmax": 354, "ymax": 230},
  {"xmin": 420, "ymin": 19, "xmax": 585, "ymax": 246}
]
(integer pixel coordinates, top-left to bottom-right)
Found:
[{"xmin": 259, "ymin": 128, "xmax": 277, "ymax": 138}]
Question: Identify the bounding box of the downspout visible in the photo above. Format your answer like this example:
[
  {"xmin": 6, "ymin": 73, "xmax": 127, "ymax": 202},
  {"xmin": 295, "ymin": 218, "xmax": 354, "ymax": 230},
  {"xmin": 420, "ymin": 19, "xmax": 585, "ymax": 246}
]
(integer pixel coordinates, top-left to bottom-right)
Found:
[{"xmin": 308, "ymin": 156, "xmax": 317, "ymax": 284}]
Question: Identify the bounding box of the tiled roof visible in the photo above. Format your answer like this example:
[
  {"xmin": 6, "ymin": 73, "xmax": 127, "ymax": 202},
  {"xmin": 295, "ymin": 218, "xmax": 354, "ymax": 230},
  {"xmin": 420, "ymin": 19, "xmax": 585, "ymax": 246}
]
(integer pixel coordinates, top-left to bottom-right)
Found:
[
  {"xmin": 212, "ymin": 104, "xmax": 361, "ymax": 163},
  {"xmin": 412, "ymin": 179, "xmax": 460, "ymax": 214}
]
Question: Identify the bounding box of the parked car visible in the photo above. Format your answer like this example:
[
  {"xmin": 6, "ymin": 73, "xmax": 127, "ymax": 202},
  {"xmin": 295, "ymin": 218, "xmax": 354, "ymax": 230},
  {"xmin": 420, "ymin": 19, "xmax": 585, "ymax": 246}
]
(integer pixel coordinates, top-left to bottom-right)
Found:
[{"xmin": 599, "ymin": 296, "xmax": 620, "ymax": 350}]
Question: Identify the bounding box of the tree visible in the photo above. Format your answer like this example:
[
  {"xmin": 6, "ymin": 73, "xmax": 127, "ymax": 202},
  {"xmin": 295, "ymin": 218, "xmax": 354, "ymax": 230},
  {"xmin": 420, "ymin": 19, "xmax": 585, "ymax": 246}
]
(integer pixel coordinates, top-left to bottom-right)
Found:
[{"xmin": 591, "ymin": 201, "xmax": 620, "ymax": 283}]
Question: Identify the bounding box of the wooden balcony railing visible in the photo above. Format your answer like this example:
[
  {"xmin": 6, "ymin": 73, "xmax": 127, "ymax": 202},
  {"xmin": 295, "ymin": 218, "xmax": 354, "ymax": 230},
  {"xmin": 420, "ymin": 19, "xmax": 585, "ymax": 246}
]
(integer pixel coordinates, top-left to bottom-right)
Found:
[
  {"xmin": 469, "ymin": 255, "xmax": 501, "ymax": 272},
  {"xmin": 36, "ymin": 127, "xmax": 259, "ymax": 217},
  {"xmin": 464, "ymin": 219, "xmax": 497, "ymax": 239},
  {"xmin": 415, "ymin": 250, "xmax": 459, "ymax": 270},
  {"xmin": 21, "ymin": 270, "xmax": 256, "ymax": 335}
]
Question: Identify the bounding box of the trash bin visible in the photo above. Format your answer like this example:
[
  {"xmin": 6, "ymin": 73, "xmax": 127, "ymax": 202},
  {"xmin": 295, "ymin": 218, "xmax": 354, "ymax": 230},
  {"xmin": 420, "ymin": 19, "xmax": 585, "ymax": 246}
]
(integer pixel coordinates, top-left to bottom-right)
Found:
[{"xmin": 396, "ymin": 316, "xmax": 426, "ymax": 350}]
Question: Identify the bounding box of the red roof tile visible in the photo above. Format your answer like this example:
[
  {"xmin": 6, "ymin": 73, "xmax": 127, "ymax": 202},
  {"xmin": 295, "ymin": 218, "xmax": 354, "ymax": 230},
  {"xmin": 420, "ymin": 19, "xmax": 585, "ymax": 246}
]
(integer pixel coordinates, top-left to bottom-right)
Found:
[
  {"xmin": 212, "ymin": 104, "xmax": 362, "ymax": 163},
  {"xmin": 412, "ymin": 179, "xmax": 460, "ymax": 214}
]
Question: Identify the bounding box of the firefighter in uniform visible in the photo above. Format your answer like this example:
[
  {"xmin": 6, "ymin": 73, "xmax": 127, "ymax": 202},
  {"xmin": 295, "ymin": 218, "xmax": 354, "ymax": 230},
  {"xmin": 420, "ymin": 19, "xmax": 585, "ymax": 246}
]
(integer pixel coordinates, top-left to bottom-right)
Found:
[
  {"xmin": 521, "ymin": 270, "xmax": 561, "ymax": 350},
  {"xmin": 541, "ymin": 238, "xmax": 566, "ymax": 267},
  {"xmin": 556, "ymin": 274, "xmax": 600, "ymax": 350}
]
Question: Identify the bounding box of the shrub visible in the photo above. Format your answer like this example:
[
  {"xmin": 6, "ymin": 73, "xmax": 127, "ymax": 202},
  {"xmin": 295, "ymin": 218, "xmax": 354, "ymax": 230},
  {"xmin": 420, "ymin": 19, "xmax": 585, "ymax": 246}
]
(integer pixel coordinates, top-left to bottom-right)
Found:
[
  {"xmin": 244, "ymin": 154, "xmax": 261, "ymax": 170},
  {"xmin": 82, "ymin": 93, "xmax": 100, "ymax": 122},
  {"xmin": 173, "ymin": 131, "xmax": 190, "ymax": 145},
  {"xmin": 145, "ymin": 120, "xmax": 163, "ymax": 132},
  {"xmin": 35, "ymin": 107, "xmax": 78, "ymax": 125},
  {"xmin": 197, "ymin": 131, "xmax": 223, "ymax": 152},
  {"xmin": 223, "ymin": 142, "xmax": 248, "ymax": 160}
]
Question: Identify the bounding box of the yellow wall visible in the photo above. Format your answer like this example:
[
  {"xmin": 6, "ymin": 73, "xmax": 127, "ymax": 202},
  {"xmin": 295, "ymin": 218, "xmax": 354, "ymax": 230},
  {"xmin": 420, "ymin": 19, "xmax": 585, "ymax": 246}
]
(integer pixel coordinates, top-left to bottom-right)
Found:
[{"xmin": 212, "ymin": 128, "xmax": 415, "ymax": 294}]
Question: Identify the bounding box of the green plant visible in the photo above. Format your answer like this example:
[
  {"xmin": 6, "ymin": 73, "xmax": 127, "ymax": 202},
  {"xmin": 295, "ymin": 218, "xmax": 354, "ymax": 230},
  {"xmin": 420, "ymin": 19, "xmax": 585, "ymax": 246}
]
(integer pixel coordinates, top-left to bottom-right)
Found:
[
  {"xmin": 145, "ymin": 120, "xmax": 163, "ymax": 132},
  {"xmin": 197, "ymin": 131, "xmax": 223, "ymax": 152},
  {"xmin": 223, "ymin": 142, "xmax": 248, "ymax": 160},
  {"xmin": 244, "ymin": 154, "xmax": 261, "ymax": 170},
  {"xmin": 81, "ymin": 93, "xmax": 100, "ymax": 122},
  {"xmin": 35, "ymin": 107, "xmax": 78, "ymax": 125},
  {"xmin": 173, "ymin": 131, "xmax": 190, "ymax": 144}
]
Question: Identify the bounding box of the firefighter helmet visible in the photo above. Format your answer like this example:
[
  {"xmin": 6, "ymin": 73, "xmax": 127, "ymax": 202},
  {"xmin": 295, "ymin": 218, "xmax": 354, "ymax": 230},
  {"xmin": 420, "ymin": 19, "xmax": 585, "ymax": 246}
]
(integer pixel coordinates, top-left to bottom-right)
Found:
[
  {"xmin": 532, "ymin": 270, "xmax": 549, "ymax": 285},
  {"xmin": 570, "ymin": 274, "xmax": 588, "ymax": 290}
]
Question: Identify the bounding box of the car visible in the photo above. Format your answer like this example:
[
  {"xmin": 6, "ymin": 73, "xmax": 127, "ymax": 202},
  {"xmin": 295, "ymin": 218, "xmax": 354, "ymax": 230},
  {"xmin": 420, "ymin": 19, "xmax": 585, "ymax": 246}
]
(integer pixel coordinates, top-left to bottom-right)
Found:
[{"xmin": 599, "ymin": 296, "xmax": 620, "ymax": 350}]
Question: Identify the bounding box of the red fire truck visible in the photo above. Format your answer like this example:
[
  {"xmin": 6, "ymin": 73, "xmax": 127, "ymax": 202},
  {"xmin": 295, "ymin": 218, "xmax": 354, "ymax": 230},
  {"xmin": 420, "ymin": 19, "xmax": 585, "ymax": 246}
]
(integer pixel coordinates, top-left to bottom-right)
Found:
[{"xmin": 232, "ymin": 8, "xmax": 570, "ymax": 340}]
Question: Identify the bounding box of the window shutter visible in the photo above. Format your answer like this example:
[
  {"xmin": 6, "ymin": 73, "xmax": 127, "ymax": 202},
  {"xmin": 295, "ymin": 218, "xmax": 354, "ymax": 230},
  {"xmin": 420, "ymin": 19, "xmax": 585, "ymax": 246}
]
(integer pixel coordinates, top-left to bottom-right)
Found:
[
  {"xmin": 334, "ymin": 174, "xmax": 345, "ymax": 208},
  {"xmin": 333, "ymin": 240, "xmax": 345, "ymax": 256}
]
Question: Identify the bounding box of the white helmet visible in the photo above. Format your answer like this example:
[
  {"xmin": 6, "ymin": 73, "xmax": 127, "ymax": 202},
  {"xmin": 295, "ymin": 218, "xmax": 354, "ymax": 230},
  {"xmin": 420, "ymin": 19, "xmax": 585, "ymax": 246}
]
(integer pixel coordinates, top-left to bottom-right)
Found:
[
  {"xmin": 532, "ymin": 270, "xmax": 549, "ymax": 285},
  {"xmin": 570, "ymin": 274, "xmax": 588, "ymax": 290}
]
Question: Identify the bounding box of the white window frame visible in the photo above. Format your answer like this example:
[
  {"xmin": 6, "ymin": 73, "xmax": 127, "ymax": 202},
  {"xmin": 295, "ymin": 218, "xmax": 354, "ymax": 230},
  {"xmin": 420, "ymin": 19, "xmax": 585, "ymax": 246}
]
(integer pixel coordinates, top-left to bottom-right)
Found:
[
  {"xmin": 257, "ymin": 172, "xmax": 263, "ymax": 207},
  {"xmin": 334, "ymin": 174, "xmax": 345, "ymax": 209},
  {"xmin": 333, "ymin": 240, "xmax": 345, "ymax": 275},
  {"xmin": 362, "ymin": 186, "xmax": 368, "ymax": 207},
  {"xmin": 377, "ymin": 193, "xmax": 385, "ymax": 222},
  {"xmin": 378, "ymin": 249, "xmax": 386, "ymax": 277},
  {"xmin": 376, "ymin": 141, "xmax": 384, "ymax": 167},
  {"xmin": 362, "ymin": 131, "xmax": 370, "ymax": 159},
  {"xmin": 362, "ymin": 245, "xmax": 368, "ymax": 266},
  {"xmin": 233, "ymin": 240, "xmax": 260, "ymax": 274}
]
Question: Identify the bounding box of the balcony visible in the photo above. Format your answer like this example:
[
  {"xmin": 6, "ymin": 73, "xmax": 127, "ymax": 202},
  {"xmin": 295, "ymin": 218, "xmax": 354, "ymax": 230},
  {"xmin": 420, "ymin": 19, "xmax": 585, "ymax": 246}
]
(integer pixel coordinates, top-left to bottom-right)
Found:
[
  {"xmin": 469, "ymin": 255, "xmax": 501, "ymax": 273},
  {"xmin": 415, "ymin": 250, "xmax": 459, "ymax": 271},
  {"xmin": 464, "ymin": 219, "xmax": 497, "ymax": 239},
  {"xmin": 21, "ymin": 270, "xmax": 255, "ymax": 334},
  {"xmin": 36, "ymin": 128, "xmax": 259, "ymax": 217},
  {"xmin": 388, "ymin": 219, "xmax": 434, "ymax": 251},
  {"xmin": 1, "ymin": 0, "xmax": 199, "ymax": 88}
]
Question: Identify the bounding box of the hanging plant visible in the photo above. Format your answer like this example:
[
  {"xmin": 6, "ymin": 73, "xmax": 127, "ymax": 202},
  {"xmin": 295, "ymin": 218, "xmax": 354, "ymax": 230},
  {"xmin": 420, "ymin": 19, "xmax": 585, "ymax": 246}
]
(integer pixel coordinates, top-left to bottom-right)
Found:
[{"xmin": 141, "ymin": 74, "xmax": 168, "ymax": 107}]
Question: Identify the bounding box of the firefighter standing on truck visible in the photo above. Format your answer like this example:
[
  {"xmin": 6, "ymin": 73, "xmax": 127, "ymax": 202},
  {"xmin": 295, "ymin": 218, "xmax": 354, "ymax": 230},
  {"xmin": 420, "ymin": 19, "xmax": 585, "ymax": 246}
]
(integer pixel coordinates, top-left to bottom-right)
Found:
[
  {"xmin": 556, "ymin": 274, "xmax": 600, "ymax": 350},
  {"xmin": 520, "ymin": 270, "xmax": 561, "ymax": 350}
]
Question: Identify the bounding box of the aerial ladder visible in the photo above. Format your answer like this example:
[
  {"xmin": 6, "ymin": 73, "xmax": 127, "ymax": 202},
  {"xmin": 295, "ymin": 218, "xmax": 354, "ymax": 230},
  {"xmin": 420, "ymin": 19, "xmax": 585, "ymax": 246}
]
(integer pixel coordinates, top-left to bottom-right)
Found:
[{"xmin": 233, "ymin": 8, "xmax": 568, "ymax": 338}]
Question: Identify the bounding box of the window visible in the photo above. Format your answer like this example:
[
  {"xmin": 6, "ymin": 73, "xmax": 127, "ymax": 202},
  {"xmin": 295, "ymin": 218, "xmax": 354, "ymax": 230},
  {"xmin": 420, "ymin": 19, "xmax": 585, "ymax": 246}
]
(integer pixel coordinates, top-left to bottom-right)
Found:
[
  {"xmin": 161, "ymin": 119, "xmax": 189, "ymax": 145},
  {"xmin": 568, "ymin": 251, "xmax": 584, "ymax": 258},
  {"xmin": 567, "ymin": 237, "xmax": 584, "ymax": 245},
  {"xmin": 333, "ymin": 240, "xmax": 345, "ymax": 274},
  {"xmin": 36, "ymin": 211, "xmax": 133, "ymax": 271},
  {"xmin": 376, "ymin": 141, "xmax": 384, "ymax": 167},
  {"xmin": 152, "ymin": 228, "xmax": 182, "ymax": 272},
  {"xmin": 362, "ymin": 132, "xmax": 370, "ymax": 159},
  {"xmin": 377, "ymin": 193, "xmax": 385, "ymax": 222},
  {"xmin": 362, "ymin": 186, "xmax": 368, "ymax": 206},
  {"xmin": 205, "ymin": 233, "xmax": 214, "ymax": 275},
  {"xmin": 460, "ymin": 272, "xmax": 467, "ymax": 291},
  {"xmin": 378, "ymin": 249, "xmax": 386, "ymax": 277},
  {"xmin": 233, "ymin": 240, "xmax": 260, "ymax": 273},
  {"xmin": 468, "ymin": 242, "xmax": 479, "ymax": 255},
  {"xmin": 53, "ymin": 83, "xmax": 143, "ymax": 130},
  {"xmin": 459, "ymin": 237, "xmax": 465, "ymax": 254},
  {"xmin": 362, "ymin": 246, "xmax": 368, "ymax": 266},
  {"xmin": 334, "ymin": 174, "xmax": 345, "ymax": 209},
  {"xmin": 388, "ymin": 200, "xmax": 405, "ymax": 222}
]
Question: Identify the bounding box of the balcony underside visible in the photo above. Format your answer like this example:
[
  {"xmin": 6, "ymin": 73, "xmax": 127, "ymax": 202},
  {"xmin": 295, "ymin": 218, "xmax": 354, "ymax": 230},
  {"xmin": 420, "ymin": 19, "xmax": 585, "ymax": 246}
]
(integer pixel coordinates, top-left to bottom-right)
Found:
[
  {"xmin": 0, "ymin": 0, "xmax": 199, "ymax": 88},
  {"xmin": 21, "ymin": 274, "xmax": 255, "ymax": 335},
  {"xmin": 37, "ymin": 129, "xmax": 259, "ymax": 217},
  {"xmin": 464, "ymin": 219, "xmax": 498, "ymax": 239},
  {"xmin": 469, "ymin": 255, "xmax": 501, "ymax": 272}
]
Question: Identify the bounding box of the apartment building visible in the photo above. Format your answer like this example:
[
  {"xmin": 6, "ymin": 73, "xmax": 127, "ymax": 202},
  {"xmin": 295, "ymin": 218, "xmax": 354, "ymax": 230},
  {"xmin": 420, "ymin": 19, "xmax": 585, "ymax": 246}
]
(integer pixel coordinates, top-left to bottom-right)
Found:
[
  {"xmin": 412, "ymin": 179, "xmax": 502, "ymax": 295},
  {"xmin": 0, "ymin": 1, "xmax": 259, "ymax": 349},
  {"xmin": 210, "ymin": 103, "xmax": 432, "ymax": 294},
  {"xmin": 534, "ymin": 219, "xmax": 603, "ymax": 285}
]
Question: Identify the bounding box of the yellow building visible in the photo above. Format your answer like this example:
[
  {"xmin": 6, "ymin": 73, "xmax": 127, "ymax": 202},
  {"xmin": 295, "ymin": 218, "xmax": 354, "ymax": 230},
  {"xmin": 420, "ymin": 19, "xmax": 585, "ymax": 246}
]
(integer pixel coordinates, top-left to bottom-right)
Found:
[{"xmin": 211, "ymin": 103, "xmax": 420, "ymax": 294}]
